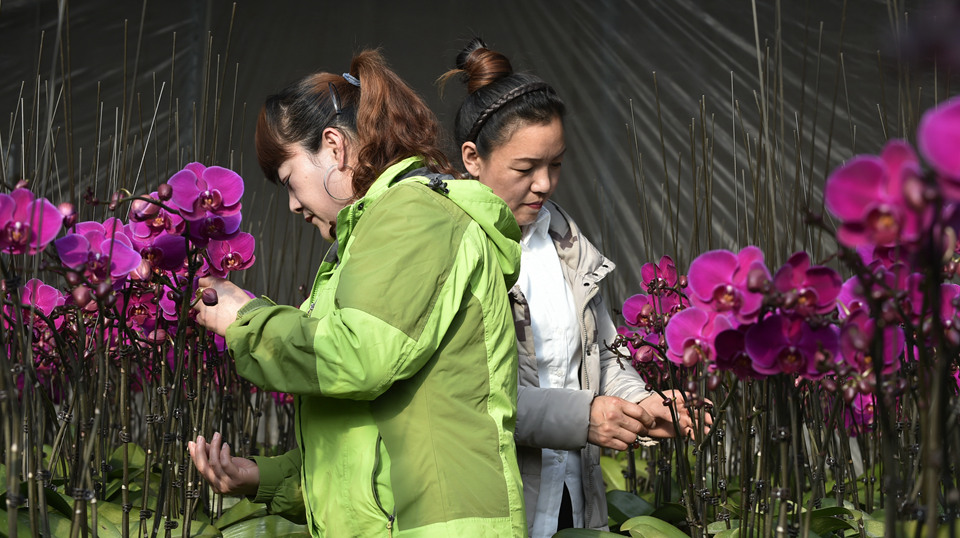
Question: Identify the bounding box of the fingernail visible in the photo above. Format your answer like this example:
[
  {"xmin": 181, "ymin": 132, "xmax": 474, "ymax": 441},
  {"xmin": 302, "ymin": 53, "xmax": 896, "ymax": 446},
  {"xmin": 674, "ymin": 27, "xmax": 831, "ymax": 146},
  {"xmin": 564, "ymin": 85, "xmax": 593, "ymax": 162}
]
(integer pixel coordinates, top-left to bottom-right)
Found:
[{"xmin": 198, "ymin": 435, "xmax": 205, "ymax": 443}]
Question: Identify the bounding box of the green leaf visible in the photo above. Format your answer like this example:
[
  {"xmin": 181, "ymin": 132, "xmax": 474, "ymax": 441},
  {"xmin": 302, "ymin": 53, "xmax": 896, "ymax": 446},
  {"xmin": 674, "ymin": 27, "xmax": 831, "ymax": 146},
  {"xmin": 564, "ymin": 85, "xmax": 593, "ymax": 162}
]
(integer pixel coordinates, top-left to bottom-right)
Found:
[
  {"xmin": 219, "ymin": 515, "xmax": 309, "ymax": 537},
  {"xmin": 108, "ymin": 443, "xmax": 147, "ymax": 476},
  {"xmin": 43, "ymin": 488, "xmax": 74, "ymax": 518},
  {"xmin": 214, "ymin": 498, "xmax": 267, "ymax": 529},
  {"xmin": 862, "ymin": 518, "xmax": 886, "ymax": 538},
  {"xmin": 0, "ymin": 464, "xmax": 6, "ymax": 497},
  {"xmin": 0, "ymin": 508, "xmax": 35, "ymax": 538},
  {"xmin": 706, "ymin": 519, "xmax": 740, "ymax": 535},
  {"xmin": 600, "ymin": 456, "xmax": 626, "ymax": 492},
  {"xmin": 714, "ymin": 528, "xmax": 740, "ymax": 538},
  {"xmin": 553, "ymin": 529, "xmax": 624, "ymax": 537},
  {"xmin": 808, "ymin": 515, "xmax": 856, "ymax": 535},
  {"xmin": 86, "ymin": 503, "xmax": 124, "ymax": 538},
  {"xmin": 650, "ymin": 502, "xmax": 687, "ymax": 524},
  {"xmin": 621, "ymin": 516, "xmax": 689, "ymax": 538},
  {"xmin": 606, "ymin": 490, "xmax": 654, "ymax": 525}
]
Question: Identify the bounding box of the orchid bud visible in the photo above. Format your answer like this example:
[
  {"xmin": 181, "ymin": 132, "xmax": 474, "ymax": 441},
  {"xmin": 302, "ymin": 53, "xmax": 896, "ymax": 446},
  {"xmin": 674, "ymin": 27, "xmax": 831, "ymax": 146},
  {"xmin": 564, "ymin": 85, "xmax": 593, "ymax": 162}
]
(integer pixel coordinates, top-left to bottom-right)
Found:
[
  {"xmin": 15, "ymin": 179, "xmax": 29, "ymax": 189},
  {"xmin": 95, "ymin": 280, "xmax": 113, "ymax": 299},
  {"xmin": 842, "ymin": 384, "xmax": 857, "ymax": 403},
  {"xmin": 821, "ymin": 378, "xmax": 838, "ymax": 392},
  {"xmin": 678, "ymin": 275, "xmax": 688, "ymax": 288},
  {"xmin": 58, "ymin": 202, "xmax": 77, "ymax": 228},
  {"xmin": 746, "ymin": 267, "xmax": 769, "ymax": 293},
  {"xmin": 706, "ymin": 374, "xmax": 721, "ymax": 391},
  {"xmin": 157, "ymin": 183, "xmax": 173, "ymax": 201},
  {"xmin": 201, "ymin": 288, "xmax": 219, "ymax": 306},
  {"xmin": 108, "ymin": 191, "xmax": 122, "ymax": 211},
  {"xmin": 684, "ymin": 379, "xmax": 698, "ymax": 394},
  {"xmin": 129, "ymin": 198, "xmax": 160, "ymax": 222},
  {"xmin": 65, "ymin": 271, "xmax": 82, "ymax": 287},
  {"xmin": 72, "ymin": 286, "xmax": 92, "ymax": 308}
]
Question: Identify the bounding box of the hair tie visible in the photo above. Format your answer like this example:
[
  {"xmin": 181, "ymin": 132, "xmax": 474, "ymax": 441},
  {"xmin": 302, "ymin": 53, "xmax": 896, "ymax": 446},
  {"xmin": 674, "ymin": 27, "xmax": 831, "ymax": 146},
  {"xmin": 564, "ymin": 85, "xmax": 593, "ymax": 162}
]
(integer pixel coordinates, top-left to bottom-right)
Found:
[
  {"xmin": 466, "ymin": 82, "xmax": 550, "ymax": 142},
  {"xmin": 342, "ymin": 73, "xmax": 361, "ymax": 87}
]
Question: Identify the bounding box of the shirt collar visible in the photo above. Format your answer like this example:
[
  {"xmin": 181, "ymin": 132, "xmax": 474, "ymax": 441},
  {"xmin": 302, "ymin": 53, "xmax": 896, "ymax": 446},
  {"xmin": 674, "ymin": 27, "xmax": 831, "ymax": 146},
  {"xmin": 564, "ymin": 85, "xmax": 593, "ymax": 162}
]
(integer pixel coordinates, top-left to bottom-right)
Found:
[{"xmin": 520, "ymin": 207, "xmax": 551, "ymax": 246}]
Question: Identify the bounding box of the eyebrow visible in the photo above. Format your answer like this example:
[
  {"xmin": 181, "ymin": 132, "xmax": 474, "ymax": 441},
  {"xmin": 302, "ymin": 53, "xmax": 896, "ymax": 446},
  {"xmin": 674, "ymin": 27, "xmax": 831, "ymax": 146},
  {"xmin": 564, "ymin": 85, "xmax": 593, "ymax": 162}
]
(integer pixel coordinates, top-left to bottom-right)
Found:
[{"xmin": 510, "ymin": 148, "xmax": 567, "ymax": 163}]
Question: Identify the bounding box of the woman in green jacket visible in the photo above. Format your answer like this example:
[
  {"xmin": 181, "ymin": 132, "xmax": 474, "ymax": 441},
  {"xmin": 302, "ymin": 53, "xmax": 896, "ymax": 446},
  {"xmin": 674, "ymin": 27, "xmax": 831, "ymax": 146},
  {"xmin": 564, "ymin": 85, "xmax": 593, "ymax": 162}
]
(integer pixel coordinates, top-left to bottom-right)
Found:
[{"xmin": 189, "ymin": 49, "xmax": 527, "ymax": 537}]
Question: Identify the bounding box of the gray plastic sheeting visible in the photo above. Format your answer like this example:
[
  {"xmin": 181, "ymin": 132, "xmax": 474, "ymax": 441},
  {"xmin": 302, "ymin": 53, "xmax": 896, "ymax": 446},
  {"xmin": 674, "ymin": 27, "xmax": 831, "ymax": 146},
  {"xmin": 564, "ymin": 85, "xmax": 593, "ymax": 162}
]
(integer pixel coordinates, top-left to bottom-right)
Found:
[{"xmin": 2, "ymin": 0, "xmax": 952, "ymax": 306}]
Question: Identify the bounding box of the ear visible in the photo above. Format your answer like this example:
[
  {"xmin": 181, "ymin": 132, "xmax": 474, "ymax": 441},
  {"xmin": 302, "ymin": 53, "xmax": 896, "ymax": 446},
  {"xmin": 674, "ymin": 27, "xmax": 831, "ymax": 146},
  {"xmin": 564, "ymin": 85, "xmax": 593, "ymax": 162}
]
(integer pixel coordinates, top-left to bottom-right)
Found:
[
  {"xmin": 461, "ymin": 142, "xmax": 482, "ymax": 178},
  {"xmin": 321, "ymin": 127, "xmax": 350, "ymax": 169}
]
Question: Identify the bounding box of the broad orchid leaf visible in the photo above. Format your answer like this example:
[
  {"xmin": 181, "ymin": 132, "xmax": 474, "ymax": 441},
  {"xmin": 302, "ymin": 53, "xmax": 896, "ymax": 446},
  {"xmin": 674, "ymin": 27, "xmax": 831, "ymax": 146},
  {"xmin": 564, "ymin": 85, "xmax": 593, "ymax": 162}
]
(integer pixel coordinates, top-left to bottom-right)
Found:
[
  {"xmin": 600, "ymin": 455, "xmax": 626, "ymax": 492},
  {"xmin": 622, "ymin": 515, "xmax": 689, "ymax": 538},
  {"xmin": 607, "ymin": 490, "xmax": 654, "ymax": 526}
]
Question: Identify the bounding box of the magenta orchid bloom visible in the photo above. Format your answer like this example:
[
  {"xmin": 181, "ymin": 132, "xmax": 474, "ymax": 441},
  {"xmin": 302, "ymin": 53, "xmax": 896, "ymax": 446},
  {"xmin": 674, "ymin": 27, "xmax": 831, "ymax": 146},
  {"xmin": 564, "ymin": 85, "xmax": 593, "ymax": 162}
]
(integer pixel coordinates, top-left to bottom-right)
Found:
[
  {"xmin": 838, "ymin": 310, "xmax": 905, "ymax": 376},
  {"xmin": 687, "ymin": 246, "xmax": 770, "ymax": 323},
  {"xmin": 744, "ymin": 314, "xmax": 839, "ymax": 379},
  {"xmin": 824, "ymin": 140, "xmax": 932, "ymax": 248},
  {"xmin": 664, "ymin": 307, "xmax": 735, "ymax": 367},
  {"xmin": 168, "ymin": 162, "xmax": 244, "ymax": 219},
  {"xmin": 642, "ymin": 255, "xmax": 680, "ymax": 288},
  {"xmin": 772, "ymin": 251, "xmax": 843, "ymax": 317},
  {"xmin": 844, "ymin": 393, "xmax": 876, "ymax": 435},
  {"xmin": 21, "ymin": 278, "xmax": 65, "ymax": 318},
  {"xmin": 617, "ymin": 325, "xmax": 662, "ymax": 365},
  {"xmin": 0, "ymin": 188, "xmax": 64, "ymax": 254},
  {"xmin": 206, "ymin": 232, "xmax": 256, "ymax": 277},
  {"xmin": 55, "ymin": 218, "xmax": 142, "ymax": 283},
  {"xmin": 918, "ymin": 95, "xmax": 960, "ymax": 198},
  {"xmin": 714, "ymin": 326, "xmax": 764, "ymax": 379}
]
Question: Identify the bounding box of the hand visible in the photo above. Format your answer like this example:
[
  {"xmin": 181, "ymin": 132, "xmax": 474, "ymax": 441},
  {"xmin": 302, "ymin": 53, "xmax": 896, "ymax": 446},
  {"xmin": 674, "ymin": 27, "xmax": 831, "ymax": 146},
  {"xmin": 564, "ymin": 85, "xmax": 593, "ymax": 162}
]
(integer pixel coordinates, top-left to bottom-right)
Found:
[
  {"xmin": 637, "ymin": 390, "xmax": 714, "ymax": 438},
  {"xmin": 588, "ymin": 395, "xmax": 657, "ymax": 451},
  {"xmin": 188, "ymin": 432, "xmax": 260, "ymax": 496},
  {"xmin": 192, "ymin": 276, "xmax": 253, "ymax": 336}
]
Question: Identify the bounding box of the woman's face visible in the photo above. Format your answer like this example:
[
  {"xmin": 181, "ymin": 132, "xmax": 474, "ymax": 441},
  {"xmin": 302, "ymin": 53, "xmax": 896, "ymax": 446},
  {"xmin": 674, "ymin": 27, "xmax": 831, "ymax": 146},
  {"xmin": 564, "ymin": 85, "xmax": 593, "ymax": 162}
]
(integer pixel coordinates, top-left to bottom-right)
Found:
[
  {"xmin": 276, "ymin": 131, "xmax": 355, "ymax": 241},
  {"xmin": 464, "ymin": 117, "xmax": 565, "ymax": 227}
]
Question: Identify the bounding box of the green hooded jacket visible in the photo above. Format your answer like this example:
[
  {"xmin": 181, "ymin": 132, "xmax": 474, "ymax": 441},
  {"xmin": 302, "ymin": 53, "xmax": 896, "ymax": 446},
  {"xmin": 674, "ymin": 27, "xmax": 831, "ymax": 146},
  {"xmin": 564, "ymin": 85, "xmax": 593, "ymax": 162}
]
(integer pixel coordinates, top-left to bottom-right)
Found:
[{"xmin": 227, "ymin": 157, "xmax": 527, "ymax": 537}]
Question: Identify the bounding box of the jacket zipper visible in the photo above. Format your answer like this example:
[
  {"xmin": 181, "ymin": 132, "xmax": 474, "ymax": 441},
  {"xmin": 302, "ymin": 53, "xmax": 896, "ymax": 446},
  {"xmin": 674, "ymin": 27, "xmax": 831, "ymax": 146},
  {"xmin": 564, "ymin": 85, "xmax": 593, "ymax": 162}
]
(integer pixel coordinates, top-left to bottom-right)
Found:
[
  {"xmin": 372, "ymin": 434, "xmax": 395, "ymax": 537},
  {"xmin": 579, "ymin": 276, "xmax": 600, "ymax": 527}
]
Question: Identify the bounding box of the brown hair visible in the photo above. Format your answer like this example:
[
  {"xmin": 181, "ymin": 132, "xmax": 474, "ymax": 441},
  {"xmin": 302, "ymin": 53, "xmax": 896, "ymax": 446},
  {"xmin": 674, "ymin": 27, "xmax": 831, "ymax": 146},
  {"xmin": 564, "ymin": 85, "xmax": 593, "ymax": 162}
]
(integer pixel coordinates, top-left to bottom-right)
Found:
[
  {"xmin": 256, "ymin": 49, "xmax": 456, "ymax": 199},
  {"xmin": 439, "ymin": 38, "xmax": 565, "ymax": 158}
]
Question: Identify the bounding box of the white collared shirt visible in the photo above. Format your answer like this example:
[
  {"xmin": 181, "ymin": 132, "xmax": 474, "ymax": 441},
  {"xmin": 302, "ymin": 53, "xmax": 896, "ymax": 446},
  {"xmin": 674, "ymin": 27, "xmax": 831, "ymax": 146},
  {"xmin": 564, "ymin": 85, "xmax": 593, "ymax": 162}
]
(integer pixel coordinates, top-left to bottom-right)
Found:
[{"xmin": 516, "ymin": 208, "xmax": 585, "ymax": 538}]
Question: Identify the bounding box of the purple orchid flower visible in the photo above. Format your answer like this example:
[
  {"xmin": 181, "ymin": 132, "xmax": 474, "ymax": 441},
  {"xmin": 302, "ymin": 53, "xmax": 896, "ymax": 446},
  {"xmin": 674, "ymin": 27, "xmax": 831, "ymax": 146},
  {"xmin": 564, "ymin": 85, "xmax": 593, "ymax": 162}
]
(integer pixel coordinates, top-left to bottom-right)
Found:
[
  {"xmin": 824, "ymin": 140, "xmax": 932, "ymax": 248},
  {"xmin": 744, "ymin": 314, "xmax": 839, "ymax": 379},
  {"xmin": 168, "ymin": 162, "xmax": 244, "ymax": 219},
  {"xmin": 838, "ymin": 310, "xmax": 905, "ymax": 376},
  {"xmin": 55, "ymin": 218, "xmax": 142, "ymax": 283},
  {"xmin": 21, "ymin": 278, "xmax": 65, "ymax": 318},
  {"xmin": 664, "ymin": 307, "xmax": 735, "ymax": 367},
  {"xmin": 772, "ymin": 251, "xmax": 843, "ymax": 317},
  {"xmin": 687, "ymin": 246, "xmax": 770, "ymax": 323},
  {"xmin": 206, "ymin": 232, "xmax": 256, "ymax": 278},
  {"xmin": 0, "ymin": 188, "xmax": 64, "ymax": 254},
  {"xmin": 844, "ymin": 392, "xmax": 876, "ymax": 435},
  {"xmin": 918, "ymin": 95, "xmax": 960, "ymax": 198},
  {"xmin": 713, "ymin": 326, "xmax": 764, "ymax": 379}
]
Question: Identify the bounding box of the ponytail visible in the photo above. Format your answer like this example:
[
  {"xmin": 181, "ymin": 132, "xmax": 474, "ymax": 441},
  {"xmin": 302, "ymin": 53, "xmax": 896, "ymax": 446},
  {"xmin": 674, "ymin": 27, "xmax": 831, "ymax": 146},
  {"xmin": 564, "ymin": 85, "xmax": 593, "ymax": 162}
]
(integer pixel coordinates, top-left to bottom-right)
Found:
[{"xmin": 256, "ymin": 49, "xmax": 455, "ymax": 198}]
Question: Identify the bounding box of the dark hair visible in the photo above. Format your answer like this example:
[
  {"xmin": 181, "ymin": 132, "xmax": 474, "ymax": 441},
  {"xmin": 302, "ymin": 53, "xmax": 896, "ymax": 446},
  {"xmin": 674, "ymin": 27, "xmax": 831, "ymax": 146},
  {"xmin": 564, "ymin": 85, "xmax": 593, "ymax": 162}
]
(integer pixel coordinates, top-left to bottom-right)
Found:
[
  {"xmin": 440, "ymin": 38, "xmax": 566, "ymax": 157},
  {"xmin": 256, "ymin": 49, "xmax": 456, "ymax": 198}
]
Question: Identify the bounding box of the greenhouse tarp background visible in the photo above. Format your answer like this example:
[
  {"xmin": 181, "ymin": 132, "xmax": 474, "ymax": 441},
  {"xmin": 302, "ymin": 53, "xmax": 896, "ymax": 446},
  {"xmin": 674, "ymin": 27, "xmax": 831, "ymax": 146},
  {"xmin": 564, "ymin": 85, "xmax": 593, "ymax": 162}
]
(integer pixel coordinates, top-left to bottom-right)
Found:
[{"xmin": 1, "ymin": 0, "xmax": 945, "ymax": 305}]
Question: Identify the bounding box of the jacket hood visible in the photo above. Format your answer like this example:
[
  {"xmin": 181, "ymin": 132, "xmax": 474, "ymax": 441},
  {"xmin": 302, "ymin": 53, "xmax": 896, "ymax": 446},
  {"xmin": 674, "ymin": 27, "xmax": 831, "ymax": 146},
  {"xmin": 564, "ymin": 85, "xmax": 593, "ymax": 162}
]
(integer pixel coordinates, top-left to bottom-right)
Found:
[
  {"xmin": 444, "ymin": 177, "xmax": 522, "ymax": 289},
  {"xmin": 360, "ymin": 157, "xmax": 521, "ymax": 289}
]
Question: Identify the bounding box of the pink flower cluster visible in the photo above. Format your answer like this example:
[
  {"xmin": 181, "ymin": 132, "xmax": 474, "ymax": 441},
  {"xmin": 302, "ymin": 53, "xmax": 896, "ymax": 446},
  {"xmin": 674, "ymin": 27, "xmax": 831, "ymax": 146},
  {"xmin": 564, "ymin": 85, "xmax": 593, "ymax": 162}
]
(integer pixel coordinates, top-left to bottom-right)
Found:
[{"xmin": 3, "ymin": 163, "xmax": 260, "ymax": 397}]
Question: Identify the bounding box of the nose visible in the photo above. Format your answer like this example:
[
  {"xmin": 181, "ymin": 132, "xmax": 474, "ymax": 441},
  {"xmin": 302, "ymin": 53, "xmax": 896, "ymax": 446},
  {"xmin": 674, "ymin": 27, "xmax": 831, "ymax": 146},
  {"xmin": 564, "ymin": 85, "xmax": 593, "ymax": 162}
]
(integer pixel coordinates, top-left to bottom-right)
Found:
[
  {"xmin": 287, "ymin": 192, "xmax": 302, "ymax": 214},
  {"xmin": 531, "ymin": 167, "xmax": 552, "ymax": 194}
]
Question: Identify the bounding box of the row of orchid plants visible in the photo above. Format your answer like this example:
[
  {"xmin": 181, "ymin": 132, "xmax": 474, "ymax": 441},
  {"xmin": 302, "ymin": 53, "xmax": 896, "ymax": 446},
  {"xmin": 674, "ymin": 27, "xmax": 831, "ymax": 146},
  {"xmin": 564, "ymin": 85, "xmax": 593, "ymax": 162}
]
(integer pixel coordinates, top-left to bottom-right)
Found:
[
  {"xmin": 0, "ymin": 161, "xmax": 302, "ymax": 536},
  {"xmin": 608, "ymin": 96, "xmax": 960, "ymax": 536}
]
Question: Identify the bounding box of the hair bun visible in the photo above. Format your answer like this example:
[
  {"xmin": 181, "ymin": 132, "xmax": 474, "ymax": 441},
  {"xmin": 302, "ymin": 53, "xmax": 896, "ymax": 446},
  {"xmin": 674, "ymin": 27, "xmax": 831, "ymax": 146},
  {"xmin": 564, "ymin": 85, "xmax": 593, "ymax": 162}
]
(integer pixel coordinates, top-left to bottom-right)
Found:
[{"xmin": 456, "ymin": 37, "xmax": 513, "ymax": 94}]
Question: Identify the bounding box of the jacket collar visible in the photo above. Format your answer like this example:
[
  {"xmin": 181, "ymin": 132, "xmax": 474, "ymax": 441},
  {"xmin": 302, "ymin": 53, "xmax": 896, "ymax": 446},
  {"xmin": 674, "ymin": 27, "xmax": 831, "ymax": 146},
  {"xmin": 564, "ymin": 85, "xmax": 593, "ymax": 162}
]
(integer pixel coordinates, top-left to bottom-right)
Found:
[{"xmin": 334, "ymin": 156, "xmax": 426, "ymax": 248}]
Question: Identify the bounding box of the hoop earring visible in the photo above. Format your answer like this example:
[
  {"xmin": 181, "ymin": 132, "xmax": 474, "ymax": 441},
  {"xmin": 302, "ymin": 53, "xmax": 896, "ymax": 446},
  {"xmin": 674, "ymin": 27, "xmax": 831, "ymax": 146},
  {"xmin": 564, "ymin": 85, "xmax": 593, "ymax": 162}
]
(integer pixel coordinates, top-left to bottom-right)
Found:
[{"xmin": 323, "ymin": 164, "xmax": 353, "ymax": 202}]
